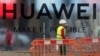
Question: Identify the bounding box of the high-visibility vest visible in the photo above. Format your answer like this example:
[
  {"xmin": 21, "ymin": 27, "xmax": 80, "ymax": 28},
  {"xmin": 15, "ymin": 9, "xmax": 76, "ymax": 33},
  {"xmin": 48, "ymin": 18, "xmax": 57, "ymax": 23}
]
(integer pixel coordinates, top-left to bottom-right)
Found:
[{"xmin": 56, "ymin": 26, "xmax": 66, "ymax": 40}]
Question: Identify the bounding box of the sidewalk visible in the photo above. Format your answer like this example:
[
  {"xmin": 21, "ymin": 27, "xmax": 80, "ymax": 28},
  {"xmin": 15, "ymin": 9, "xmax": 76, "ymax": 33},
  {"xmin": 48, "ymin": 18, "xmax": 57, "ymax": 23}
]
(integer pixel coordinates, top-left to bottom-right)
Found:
[{"xmin": 0, "ymin": 51, "xmax": 31, "ymax": 56}]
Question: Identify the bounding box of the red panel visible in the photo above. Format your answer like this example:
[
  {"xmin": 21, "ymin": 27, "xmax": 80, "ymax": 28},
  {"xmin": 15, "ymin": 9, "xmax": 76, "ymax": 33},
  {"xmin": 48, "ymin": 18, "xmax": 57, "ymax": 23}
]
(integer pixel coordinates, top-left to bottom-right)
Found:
[
  {"xmin": 38, "ymin": 40, "xmax": 44, "ymax": 45},
  {"xmin": 85, "ymin": 38, "xmax": 92, "ymax": 44},
  {"xmin": 51, "ymin": 40, "xmax": 56, "ymax": 44},
  {"xmin": 0, "ymin": 0, "xmax": 16, "ymax": 19},
  {"xmin": 0, "ymin": 4, "xmax": 3, "ymax": 18},
  {"xmin": 63, "ymin": 40, "xmax": 69, "ymax": 44}
]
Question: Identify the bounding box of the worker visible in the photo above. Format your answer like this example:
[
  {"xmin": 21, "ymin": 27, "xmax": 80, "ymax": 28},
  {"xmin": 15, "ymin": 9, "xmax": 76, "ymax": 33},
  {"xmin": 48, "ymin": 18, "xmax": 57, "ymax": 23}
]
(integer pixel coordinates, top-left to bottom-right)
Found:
[
  {"xmin": 56, "ymin": 19, "xmax": 67, "ymax": 56},
  {"xmin": 5, "ymin": 29, "xmax": 13, "ymax": 51}
]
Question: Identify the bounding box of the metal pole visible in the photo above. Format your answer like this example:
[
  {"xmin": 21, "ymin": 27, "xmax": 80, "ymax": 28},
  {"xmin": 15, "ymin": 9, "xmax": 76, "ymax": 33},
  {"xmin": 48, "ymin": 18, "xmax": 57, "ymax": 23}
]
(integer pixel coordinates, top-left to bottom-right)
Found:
[
  {"xmin": 43, "ymin": 22, "xmax": 45, "ymax": 56},
  {"xmin": 43, "ymin": 22, "xmax": 46, "ymax": 40}
]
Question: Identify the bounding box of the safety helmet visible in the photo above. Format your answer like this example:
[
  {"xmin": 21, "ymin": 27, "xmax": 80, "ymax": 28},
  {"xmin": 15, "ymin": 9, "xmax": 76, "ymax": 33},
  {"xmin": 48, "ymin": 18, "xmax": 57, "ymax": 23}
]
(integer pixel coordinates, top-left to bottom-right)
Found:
[{"xmin": 59, "ymin": 19, "xmax": 67, "ymax": 24}]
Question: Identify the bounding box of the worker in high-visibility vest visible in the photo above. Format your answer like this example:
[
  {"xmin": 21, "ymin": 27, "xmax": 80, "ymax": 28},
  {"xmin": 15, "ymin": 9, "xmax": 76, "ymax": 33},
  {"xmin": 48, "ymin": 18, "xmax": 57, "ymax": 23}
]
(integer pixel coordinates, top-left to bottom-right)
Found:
[
  {"xmin": 57, "ymin": 19, "xmax": 67, "ymax": 40},
  {"xmin": 56, "ymin": 19, "xmax": 67, "ymax": 56}
]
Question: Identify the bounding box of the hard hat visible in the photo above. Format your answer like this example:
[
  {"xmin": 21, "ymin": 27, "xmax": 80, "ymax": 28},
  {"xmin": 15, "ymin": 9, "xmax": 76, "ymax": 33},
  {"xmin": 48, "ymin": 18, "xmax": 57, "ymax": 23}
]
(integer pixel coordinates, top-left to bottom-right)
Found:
[{"xmin": 59, "ymin": 19, "xmax": 67, "ymax": 24}]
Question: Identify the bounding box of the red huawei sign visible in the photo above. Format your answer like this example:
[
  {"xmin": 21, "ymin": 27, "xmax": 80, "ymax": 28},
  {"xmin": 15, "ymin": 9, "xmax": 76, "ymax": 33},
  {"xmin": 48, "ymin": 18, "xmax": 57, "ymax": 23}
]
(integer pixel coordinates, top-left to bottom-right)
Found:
[{"xmin": 0, "ymin": 0, "xmax": 16, "ymax": 19}]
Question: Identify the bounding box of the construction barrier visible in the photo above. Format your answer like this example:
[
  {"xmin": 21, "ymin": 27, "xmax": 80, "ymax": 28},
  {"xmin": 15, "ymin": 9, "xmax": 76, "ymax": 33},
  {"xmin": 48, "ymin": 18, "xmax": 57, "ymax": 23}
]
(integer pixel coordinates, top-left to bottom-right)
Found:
[
  {"xmin": 30, "ymin": 38, "xmax": 100, "ymax": 56},
  {"xmin": 79, "ymin": 38, "xmax": 100, "ymax": 56}
]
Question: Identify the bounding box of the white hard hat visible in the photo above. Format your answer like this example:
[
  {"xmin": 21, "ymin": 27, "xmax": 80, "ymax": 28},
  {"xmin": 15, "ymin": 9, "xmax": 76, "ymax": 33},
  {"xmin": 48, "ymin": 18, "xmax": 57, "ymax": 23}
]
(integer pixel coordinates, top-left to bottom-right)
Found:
[{"xmin": 59, "ymin": 19, "xmax": 67, "ymax": 24}]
